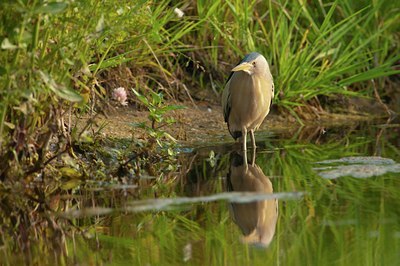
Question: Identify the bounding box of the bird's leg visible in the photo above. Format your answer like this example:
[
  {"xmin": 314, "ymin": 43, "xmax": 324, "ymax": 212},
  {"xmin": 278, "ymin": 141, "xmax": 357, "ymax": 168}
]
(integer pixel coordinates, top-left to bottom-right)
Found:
[
  {"xmin": 242, "ymin": 128, "xmax": 248, "ymax": 171},
  {"xmin": 251, "ymin": 147, "xmax": 256, "ymax": 167},
  {"xmin": 242, "ymin": 128, "xmax": 247, "ymax": 152},
  {"xmin": 249, "ymin": 129, "xmax": 256, "ymax": 166},
  {"xmin": 250, "ymin": 129, "xmax": 256, "ymax": 149}
]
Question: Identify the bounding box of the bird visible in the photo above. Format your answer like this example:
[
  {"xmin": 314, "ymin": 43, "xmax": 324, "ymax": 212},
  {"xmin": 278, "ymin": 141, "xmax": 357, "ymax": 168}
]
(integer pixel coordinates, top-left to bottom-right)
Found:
[
  {"xmin": 227, "ymin": 152, "xmax": 278, "ymax": 247},
  {"xmin": 222, "ymin": 52, "xmax": 274, "ymax": 157}
]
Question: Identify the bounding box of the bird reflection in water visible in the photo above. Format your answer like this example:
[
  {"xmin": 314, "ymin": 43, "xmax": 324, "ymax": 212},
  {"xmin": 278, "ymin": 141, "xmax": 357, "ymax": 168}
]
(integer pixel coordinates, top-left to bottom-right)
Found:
[{"xmin": 227, "ymin": 152, "xmax": 278, "ymax": 248}]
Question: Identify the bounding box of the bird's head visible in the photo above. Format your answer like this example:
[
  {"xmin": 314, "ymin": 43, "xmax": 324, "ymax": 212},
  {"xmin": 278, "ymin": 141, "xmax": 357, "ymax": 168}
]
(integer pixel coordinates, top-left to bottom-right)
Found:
[{"xmin": 231, "ymin": 52, "xmax": 270, "ymax": 76}]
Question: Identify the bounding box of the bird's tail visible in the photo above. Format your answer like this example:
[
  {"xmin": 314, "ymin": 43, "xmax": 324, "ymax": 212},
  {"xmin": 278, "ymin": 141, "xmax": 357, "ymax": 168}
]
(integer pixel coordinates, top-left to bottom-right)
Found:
[{"xmin": 230, "ymin": 130, "xmax": 242, "ymax": 140}]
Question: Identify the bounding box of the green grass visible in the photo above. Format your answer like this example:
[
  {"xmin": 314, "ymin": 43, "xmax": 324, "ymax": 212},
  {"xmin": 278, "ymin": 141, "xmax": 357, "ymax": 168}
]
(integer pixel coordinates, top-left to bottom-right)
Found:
[
  {"xmin": 192, "ymin": 0, "xmax": 400, "ymax": 111},
  {"xmin": 0, "ymin": 0, "xmax": 399, "ymax": 180}
]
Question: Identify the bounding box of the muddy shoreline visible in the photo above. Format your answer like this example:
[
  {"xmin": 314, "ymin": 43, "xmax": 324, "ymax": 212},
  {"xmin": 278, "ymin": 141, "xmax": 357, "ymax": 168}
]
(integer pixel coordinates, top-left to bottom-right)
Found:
[{"xmin": 74, "ymin": 98, "xmax": 393, "ymax": 145}]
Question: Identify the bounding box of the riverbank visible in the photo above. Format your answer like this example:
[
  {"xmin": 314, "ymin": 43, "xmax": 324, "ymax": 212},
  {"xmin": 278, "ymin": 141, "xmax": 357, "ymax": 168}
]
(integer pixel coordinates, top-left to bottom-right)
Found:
[{"xmin": 75, "ymin": 94, "xmax": 393, "ymax": 145}]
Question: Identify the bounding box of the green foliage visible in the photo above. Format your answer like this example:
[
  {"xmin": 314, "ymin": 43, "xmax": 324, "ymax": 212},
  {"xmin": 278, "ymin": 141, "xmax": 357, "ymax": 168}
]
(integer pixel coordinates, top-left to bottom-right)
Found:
[
  {"xmin": 0, "ymin": 0, "xmax": 196, "ymax": 179},
  {"xmin": 192, "ymin": 0, "xmax": 400, "ymax": 111},
  {"xmin": 131, "ymin": 88, "xmax": 185, "ymax": 158},
  {"xmin": 0, "ymin": 0, "xmax": 399, "ymax": 179},
  {"xmin": 132, "ymin": 88, "xmax": 185, "ymax": 129}
]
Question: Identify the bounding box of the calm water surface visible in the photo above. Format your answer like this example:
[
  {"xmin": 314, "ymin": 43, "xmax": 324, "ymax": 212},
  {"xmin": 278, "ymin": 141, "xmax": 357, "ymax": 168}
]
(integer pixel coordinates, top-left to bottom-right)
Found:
[{"xmin": 4, "ymin": 122, "xmax": 400, "ymax": 265}]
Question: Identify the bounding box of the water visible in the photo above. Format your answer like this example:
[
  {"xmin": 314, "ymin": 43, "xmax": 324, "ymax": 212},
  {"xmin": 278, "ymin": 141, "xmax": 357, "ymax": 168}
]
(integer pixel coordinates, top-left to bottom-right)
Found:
[{"xmin": 2, "ymin": 122, "xmax": 400, "ymax": 265}]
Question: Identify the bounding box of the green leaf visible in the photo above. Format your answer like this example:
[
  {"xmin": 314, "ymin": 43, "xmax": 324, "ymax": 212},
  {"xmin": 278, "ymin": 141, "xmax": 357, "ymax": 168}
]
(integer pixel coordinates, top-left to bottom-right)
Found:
[
  {"xmin": 61, "ymin": 179, "xmax": 82, "ymax": 190},
  {"xmin": 0, "ymin": 66, "xmax": 7, "ymax": 76},
  {"xmin": 39, "ymin": 71, "xmax": 83, "ymax": 102},
  {"xmin": 165, "ymin": 117, "xmax": 176, "ymax": 124},
  {"xmin": 4, "ymin": 122, "xmax": 15, "ymax": 129},
  {"xmin": 132, "ymin": 88, "xmax": 149, "ymax": 106},
  {"xmin": 339, "ymin": 68, "xmax": 400, "ymax": 86},
  {"xmin": 162, "ymin": 105, "xmax": 186, "ymax": 111},
  {"xmin": 59, "ymin": 167, "xmax": 82, "ymax": 180},
  {"xmin": 34, "ymin": 2, "xmax": 68, "ymax": 14},
  {"xmin": 150, "ymin": 91, "xmax": 162, "ymax": 105}
]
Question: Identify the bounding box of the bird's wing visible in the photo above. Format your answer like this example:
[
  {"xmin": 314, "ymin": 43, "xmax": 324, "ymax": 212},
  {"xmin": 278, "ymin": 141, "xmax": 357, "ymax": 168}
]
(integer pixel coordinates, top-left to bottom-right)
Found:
[
  {"xmin": 222, "ymin": 77, "xmax": 232, "ymax": 123},
  {"xmin": 222, "ymin": 55, "xmax": 245, "ymax": 122},
  {"xmin": 269, "ymin": 82, "xmax": 274, "ymax": 109}
]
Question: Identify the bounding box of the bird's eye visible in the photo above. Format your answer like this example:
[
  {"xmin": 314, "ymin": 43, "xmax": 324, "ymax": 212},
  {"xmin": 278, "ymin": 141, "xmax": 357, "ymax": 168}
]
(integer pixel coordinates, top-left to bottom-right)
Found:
[{"xmin": 252, "ymin": 62, "xmax": 256, "ymax": 66}]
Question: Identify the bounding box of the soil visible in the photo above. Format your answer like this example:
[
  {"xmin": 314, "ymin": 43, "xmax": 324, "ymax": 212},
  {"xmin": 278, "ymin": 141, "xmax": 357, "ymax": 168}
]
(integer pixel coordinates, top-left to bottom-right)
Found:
[{"xmin": 74, "ymin": 96, "xmax": 391, "ymax": 145}]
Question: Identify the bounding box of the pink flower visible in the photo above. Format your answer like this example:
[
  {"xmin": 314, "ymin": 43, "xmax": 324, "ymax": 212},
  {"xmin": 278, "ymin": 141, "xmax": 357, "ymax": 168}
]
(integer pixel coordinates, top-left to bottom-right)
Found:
[{"xmin": 112, "ymin": 87, "xmax": 128, "ymax": 106}]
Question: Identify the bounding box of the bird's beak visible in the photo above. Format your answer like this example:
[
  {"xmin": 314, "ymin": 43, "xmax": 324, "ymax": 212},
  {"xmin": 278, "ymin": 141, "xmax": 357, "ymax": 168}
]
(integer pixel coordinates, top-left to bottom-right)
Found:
[{"xmin": 232, "ymin": 62, "xmax": 253, "ymax": 74}]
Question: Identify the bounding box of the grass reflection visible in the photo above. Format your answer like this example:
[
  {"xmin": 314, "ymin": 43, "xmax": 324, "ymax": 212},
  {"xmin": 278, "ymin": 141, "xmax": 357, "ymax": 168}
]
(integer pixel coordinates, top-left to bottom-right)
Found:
[{"xmin": 254, "ymin": 123, "xmax": 400, "ymax": 266}]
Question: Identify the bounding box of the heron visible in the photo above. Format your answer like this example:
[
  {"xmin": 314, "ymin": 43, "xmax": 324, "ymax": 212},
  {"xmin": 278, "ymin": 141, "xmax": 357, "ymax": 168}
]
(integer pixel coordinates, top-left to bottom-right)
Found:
[{"xmin": 222, "ymin": 52, "xmax": 274, "ymax": 163}]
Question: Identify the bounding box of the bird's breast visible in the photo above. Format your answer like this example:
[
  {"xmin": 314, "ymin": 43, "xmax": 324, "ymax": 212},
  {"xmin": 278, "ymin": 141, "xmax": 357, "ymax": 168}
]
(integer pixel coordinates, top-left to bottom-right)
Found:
[{"xmin": 228, "ymin": 72, "xmax": 273, "ymax": 130}]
